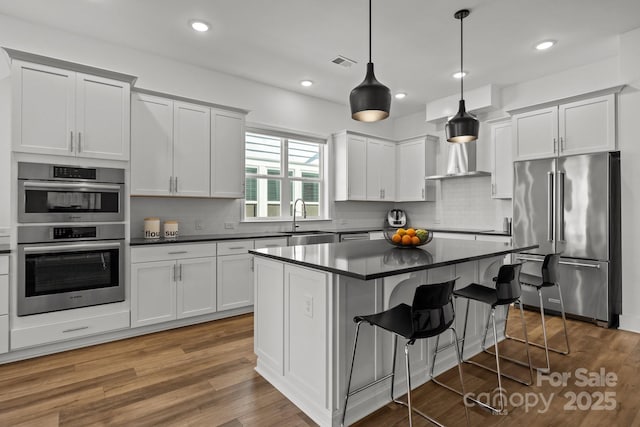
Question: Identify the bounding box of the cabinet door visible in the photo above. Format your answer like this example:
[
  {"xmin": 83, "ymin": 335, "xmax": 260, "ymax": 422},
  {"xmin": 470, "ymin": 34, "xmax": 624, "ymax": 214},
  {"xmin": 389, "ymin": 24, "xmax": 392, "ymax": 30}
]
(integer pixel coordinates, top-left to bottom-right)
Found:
[
  {"xmin": 396, "ymin": 138, "xmax": 426, "ymax": 201},
  {"xmin": 491, "ymin": 122, "xmax": 513, "ymax": 199},
  {"xmin": 513, "ymin": 107, "xmax": 558, "ymax": 160},
  {"xmin": 177, "ymin": 257, "xmax": 217, "ymax": 319},
  {"xmin": 75, "ymin": 74, "xmax": 130, "ymax": 161},
  {"xmin": 131, "ymin": 93, "xmax": 174, "ymax": 196},
  {"xmin": 217, "ymin": 253, "xmax": 254, "ymax": 311},
  {"xmin": 173, "ymin": 102, "xmax": 211, "ymax": 197},
  {"xmin": 131, "ymin": 260, "xmax": 177, "ymax": 327},
  {"xmin": 211, "ymin": 110, "xmax": 245, "ymax": 198},
  {"xmin": 366, "ymin": 138, "xmax": 383, "ymax": 200},
  {"xmin": 347, "ymin": 134, "xmax": 367, "ymax": 200},
  {"xmin": 381, "ymin": 141, "xmax": 396, "ymax": 200},
  {"xmin": 12, "ymin": 61, "xmax": 75, "ymax": 155},
  {"xmin": 559, "ymin": 94, "xmax": 616, "ymax": 156}
]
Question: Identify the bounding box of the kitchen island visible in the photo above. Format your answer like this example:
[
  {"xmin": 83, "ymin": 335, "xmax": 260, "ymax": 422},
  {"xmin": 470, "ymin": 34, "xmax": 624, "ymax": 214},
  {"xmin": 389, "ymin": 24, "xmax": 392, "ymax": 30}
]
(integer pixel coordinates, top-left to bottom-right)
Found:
[{"xmin": 250, "ymin": 238, "xmax": 537, "ymax": 426}]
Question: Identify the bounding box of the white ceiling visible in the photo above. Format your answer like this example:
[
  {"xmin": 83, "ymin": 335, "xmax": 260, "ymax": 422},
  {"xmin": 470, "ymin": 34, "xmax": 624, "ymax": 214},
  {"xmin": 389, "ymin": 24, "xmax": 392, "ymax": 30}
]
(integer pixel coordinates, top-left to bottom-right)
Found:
[{"xmin": 1, "ymin": 0, "xmax": 640, "ymax": 118}]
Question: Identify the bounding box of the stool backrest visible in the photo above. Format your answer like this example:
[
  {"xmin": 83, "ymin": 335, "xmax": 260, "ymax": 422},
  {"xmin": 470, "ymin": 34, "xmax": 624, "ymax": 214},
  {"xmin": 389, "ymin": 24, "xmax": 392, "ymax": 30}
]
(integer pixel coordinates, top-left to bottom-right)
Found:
[
  {"xmin": 410, "ymin": 278, "xmax": 457, "ymax": 339},
  {"xmin": 542, "ymin": 253, "xmax": 561, "ymax": 285},
  {"xmin": 495, "ymin": 263, "xmax": 523, "ymax": 303}
]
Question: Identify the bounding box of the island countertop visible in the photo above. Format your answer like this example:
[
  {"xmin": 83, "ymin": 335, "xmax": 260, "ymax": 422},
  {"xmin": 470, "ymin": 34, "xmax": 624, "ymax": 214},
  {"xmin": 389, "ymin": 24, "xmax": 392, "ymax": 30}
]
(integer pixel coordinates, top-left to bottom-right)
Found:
[{"xmin": 250, "ymin": 238, "xmax": 537, "ymax": 281}]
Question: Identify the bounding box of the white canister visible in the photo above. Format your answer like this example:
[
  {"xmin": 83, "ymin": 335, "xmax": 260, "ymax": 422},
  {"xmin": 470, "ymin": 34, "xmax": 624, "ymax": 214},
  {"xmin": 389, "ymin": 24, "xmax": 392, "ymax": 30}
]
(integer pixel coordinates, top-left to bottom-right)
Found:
[
  {"xmin": 144, "ymin": 217, "xmax": 161, "ymax": 239},
  {"xmin": 164, "ymin": 220, "xmax": 179, "ymax": 239}
]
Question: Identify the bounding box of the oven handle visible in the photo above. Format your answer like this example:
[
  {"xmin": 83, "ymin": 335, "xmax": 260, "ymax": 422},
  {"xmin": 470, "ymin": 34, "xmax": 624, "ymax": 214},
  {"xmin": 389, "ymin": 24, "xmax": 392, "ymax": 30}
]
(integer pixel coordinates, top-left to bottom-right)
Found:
[
  {"xmin": 23, "ymin": 242, "xmax": 122, "ymax": 253},
  {"xmin": 23, "ymin": 181, "xmax": 122, "ymax": 191}
]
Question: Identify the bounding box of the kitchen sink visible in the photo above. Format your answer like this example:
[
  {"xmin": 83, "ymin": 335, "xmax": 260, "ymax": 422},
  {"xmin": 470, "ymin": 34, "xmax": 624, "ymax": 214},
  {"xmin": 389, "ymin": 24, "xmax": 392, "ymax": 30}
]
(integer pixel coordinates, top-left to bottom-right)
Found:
[{"xmin": 287, "ymin": 231, "xmax": 338, "ymax": 246}]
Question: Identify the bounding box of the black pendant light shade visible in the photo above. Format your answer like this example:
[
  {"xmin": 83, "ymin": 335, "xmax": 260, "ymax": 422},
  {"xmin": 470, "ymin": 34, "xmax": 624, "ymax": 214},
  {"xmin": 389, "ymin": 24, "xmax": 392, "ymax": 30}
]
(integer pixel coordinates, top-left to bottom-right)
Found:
[
  {"xmin": 350, "ymin": 62, "xmax": 391, "ymax": 122},
  {"xmin": 446, "ymin": 9, "xmax": 479, "ymax": 143},
  {"xmin": 350, "ymin": 0, "xmax": 391, "ymax": 122}
]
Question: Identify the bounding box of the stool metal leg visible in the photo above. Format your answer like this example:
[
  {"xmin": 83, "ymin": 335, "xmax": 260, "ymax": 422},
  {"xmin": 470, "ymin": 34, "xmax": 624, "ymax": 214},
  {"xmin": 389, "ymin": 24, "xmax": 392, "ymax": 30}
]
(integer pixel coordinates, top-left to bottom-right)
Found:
[
  {"xmin": 538, "ymin": 288, "xmax": 551, "ymax": 374},
  {"xmin": 491, "ymin": 308, "xmax": 507, "ymax": 414},
  {"xmin": 557, "ymin": 283, "xmax": 571, "ymax": 354},
  {"xmin": 404, "ymin": 343, "xmax": 413, "ymax": 427},
  {"xmin": 390, "ymin": 334, "xmax": 398, "ymax": 401},
  {"xmin": 342, "ymin": 321, "xmax": 363, "ymax": 427}
]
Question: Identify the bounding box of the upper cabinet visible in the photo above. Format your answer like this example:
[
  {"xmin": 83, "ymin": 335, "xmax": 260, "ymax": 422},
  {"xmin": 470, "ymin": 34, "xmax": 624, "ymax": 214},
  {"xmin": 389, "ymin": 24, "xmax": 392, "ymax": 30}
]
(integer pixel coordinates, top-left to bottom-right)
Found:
[
  {"xmin": 490, "ymin": 121, "xmax": 513, "ymax": 199},
  {"xmin": 396, "ymin": 136, "xmax": 436, "ymax": 202},
  {"xmin": 334, "ymin": 131, "xmax": 436, "ymax": 202},
  {"xmin": 12, "ymin": 60, "xmax": 131, "ymax": 161},
  {"xmin": 131, "ymin": 91, "xmax": 247, "ymax": 198},
  {"xmin": 512, "ymin": 93, "xmax": 616, "ymax": 161}
]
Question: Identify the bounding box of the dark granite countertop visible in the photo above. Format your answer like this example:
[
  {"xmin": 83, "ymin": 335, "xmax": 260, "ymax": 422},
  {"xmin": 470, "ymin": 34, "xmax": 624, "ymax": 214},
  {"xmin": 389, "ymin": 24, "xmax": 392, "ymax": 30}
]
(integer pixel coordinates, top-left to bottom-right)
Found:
[
  {"xmin": 0, "ymin": 244, "xmax": 10, "ymax": 254},
  {"xmin": 130, "ymin": 232, "xmax": 291, "ymax": 246},
  {"xmin": 250, "ymin": 238, "xmax": 535, "ymax": 281}
]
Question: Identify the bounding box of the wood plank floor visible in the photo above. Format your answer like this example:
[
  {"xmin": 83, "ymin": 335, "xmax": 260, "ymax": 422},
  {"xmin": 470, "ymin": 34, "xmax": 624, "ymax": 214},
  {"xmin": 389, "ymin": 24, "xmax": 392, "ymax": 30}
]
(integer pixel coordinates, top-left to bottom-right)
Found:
[{"xmin": 0, "ymin": 310, "xmax": 638, "ymax": 426}]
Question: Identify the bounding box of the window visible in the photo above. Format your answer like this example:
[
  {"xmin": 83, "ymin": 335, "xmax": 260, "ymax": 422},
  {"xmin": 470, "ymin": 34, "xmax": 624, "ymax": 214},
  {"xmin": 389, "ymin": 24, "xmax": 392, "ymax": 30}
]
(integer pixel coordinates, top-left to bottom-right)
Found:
[{"xmin": 244, "ymin": 130, "xmax": 326, "ymax": 220}]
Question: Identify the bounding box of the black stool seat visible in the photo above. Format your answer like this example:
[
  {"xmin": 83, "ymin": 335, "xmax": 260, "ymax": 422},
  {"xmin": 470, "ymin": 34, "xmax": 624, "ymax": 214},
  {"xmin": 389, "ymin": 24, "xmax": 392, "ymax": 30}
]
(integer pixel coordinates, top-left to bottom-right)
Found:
[
  {"xmin": 519, "ymin": 273, "xmax": 555, "ymax": 288},
  {"xmin": 453, "ymin": 283, "xmax": 518, "ymax": 307}
]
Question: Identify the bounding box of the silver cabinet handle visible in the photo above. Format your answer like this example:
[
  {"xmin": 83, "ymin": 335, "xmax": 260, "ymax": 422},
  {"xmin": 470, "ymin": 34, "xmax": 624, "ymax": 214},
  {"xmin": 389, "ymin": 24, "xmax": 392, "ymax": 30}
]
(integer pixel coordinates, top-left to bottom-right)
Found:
[
  {"xmin": 173, "ymin": 265, "xmax": 177, "ymax": 282},
  {"xmin": 558, "ymin": 171, "xmax": 565, "ymax": 242},
  {"xmin": 70, "ymin": 131, "xmax": 74, "ymax": 152},
  {"xmin": 421, "ymin": 188, "xmax": 425, "ymax": 199},
  {"xmin": 168, "ymin": 251, "xmax": 188, "ymax": 255},
  {"xmin": 251, "ymin": 257, "xmax": 254, "ymax": 271},
  {"xmin": 553, "ymin": 138, "xmax": 557, "ymax": 153},
  {"xmin": 560, "ymin": 136, "xmax": 565, "ymax": 151},
  {"xmin": 547, "ymin": 171, "xmax": 554, "ymax": 242},
  {"xmin": 179, "ymin": 263, "xmax": 183, "ymax": 281},
  {"xmin": 78, "ymin": 132, "xmax": 82, "ymax": 152},
  {"xmin": 228, "ymin": 246, "xmax": 246, "ymax": 250},
  {"xmin": 63, "ymin": 326, "xmax": 89, "ymax": 333},
  {"xmin": 175, "ymin": 176, "xmax": 178, "ymax": 192}
]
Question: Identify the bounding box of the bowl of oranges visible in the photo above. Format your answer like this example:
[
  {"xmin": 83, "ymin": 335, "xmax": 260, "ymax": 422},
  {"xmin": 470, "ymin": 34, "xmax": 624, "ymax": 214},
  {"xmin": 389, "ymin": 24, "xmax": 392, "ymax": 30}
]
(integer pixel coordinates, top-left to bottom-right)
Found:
[{"xmin": 384, "ymin": 227, "xmax": 433, "ymax": 248}]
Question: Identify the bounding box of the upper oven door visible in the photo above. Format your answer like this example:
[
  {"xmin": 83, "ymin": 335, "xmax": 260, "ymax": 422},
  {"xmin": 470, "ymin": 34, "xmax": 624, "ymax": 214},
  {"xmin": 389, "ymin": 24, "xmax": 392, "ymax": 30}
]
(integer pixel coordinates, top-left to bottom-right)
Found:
[{"xmin": 18, "ymin": 180, "xmax": 124, "ymax": 223}]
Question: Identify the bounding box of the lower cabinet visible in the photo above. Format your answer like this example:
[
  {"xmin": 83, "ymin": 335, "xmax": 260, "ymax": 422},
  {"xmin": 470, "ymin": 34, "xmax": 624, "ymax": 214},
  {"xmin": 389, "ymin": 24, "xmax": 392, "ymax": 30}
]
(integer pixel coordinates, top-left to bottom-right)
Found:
[
  {"xmin": 130, "ymin": 243, "xmax": 217, "ymax": 328},
  {"xmin": 0, "ymin": 255, "xmax": 8, "ymax": 354}
]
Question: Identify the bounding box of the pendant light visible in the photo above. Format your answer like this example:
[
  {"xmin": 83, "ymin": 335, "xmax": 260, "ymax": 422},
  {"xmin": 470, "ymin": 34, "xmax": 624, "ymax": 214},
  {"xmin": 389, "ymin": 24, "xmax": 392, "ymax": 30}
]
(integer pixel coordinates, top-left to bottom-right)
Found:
[
  {"xmin": 446, "ymin": 9, "xmax": 479, "ymax": 143},
  {"xmin": 350, "ymin": 0, "xmax": 391, "ymax": 122}
]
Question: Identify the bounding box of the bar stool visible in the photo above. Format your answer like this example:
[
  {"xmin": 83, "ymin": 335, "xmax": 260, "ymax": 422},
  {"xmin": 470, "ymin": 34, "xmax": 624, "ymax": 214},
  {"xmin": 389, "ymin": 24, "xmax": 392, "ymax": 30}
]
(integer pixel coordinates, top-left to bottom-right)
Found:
[
  {"xmin": 341, "ymin": 278, "xmax": 469, "ymax": 427},
  {"xmin": 453, "ymin": 263, "xmax": 533, "ymax": 415},
  {"xmin": 504, "ymin": 253, "xmax": 570, "ymax": 374}
]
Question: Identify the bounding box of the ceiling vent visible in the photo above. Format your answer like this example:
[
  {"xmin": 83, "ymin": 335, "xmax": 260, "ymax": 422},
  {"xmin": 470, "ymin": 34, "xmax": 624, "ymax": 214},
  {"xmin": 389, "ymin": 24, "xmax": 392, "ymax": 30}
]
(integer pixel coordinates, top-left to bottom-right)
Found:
[{"xmin": 331, "ymin": 55, "xmax": 357, "ymax": 68}]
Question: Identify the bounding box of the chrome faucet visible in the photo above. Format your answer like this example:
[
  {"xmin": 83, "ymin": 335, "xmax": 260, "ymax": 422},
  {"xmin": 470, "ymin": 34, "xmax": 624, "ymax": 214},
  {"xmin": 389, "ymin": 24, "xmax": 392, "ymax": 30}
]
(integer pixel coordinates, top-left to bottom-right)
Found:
[{"xmin": 292, "ymin": 198, "xmax": 307, "ymax": 232}]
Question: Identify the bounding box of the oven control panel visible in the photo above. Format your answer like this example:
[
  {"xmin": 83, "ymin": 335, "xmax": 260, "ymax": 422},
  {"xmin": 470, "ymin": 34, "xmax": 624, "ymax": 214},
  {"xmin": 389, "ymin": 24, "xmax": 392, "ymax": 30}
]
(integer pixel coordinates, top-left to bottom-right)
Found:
[
  {"xmin": 53, "ymin": 227, "xmax": 97, "ymax": 240},
  {"xmin": 53, "ymin": 166, "xmax": 97, "ymax": 180}
]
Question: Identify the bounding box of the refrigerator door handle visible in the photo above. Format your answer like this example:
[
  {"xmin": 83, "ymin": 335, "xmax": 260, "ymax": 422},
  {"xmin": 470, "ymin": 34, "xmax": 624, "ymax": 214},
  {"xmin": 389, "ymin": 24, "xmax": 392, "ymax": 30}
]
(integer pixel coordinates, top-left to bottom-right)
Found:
[
  {"xmin": 515, "ymin": 255, "xmax": 543, "ymax": 263},
  {"xmin": 558, "ymin": 260, "xmax": 601, "ymax": 269},
  {"xmin": 547, "ymin": 171, "xmax": 554, "ymax": 242},
  {"xmin": 558, "ymin": 171, "xmax": 565, "ymax": 242}
]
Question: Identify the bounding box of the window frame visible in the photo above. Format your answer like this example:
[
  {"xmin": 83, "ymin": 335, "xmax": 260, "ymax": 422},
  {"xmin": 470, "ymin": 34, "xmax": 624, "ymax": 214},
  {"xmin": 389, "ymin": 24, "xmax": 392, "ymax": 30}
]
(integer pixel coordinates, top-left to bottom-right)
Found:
[{"xmin": 243, "ymin": 128, "xmax": 327, "ymax": 222}]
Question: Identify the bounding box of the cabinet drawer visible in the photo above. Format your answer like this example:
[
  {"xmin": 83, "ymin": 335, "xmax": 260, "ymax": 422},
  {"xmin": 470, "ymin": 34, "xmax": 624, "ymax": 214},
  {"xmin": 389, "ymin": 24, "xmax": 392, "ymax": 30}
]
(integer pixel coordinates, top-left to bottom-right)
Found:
[
  {"xmin": 217, "ymin": 240, "xmax": 254, "ymax": 256},
  {"xmin": 0, "ymin": 255, "xmax": 8, "ymax": 275},
  {"xmin": 254, "ymin": 237, "xmax": 288, "ymax": 249},
  {"xmin": 0, "ymin": 315, "xmax": 7, "ymax": 354},
  {"xmin": 11, "ymin": 310, "xmax": 130, "ymax": 350},
  {"xmin": 131, "ymin": 243, "xmax": 217, "ymax": 263},
  {"xmin": 0, "ymin": 275, "xmax": 7, "ymax": 316}
]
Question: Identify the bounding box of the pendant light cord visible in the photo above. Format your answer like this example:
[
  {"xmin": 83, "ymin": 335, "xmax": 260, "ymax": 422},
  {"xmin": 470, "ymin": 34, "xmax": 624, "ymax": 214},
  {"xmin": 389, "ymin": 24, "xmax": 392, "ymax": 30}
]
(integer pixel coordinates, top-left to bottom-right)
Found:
[
  {"xmin": 460, "ymin": 13, "xmax": 464, "ymax": 99},
  {"xmin": 369, "ymin": 0, "xmax": 372, "ymax": 63}
]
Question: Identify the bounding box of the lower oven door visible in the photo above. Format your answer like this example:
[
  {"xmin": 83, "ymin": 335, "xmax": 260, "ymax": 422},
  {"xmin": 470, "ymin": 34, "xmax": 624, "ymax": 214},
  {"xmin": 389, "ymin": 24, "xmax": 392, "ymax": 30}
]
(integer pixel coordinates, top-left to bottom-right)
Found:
[{"xmin": 18, "ymin": 240, "xmax": 125, "ymax": 316}]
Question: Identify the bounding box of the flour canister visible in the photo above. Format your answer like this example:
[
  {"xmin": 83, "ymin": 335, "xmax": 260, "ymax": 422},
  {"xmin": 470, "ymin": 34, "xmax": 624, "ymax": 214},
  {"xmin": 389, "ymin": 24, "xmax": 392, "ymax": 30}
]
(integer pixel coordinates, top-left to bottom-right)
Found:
[
  {"xmin": 164, "ymin": 220, "xmax": 179, "ymax": 239},
  {"xmin": 144, "ymin": 217, "xmax": 161, "ymax": 239}
]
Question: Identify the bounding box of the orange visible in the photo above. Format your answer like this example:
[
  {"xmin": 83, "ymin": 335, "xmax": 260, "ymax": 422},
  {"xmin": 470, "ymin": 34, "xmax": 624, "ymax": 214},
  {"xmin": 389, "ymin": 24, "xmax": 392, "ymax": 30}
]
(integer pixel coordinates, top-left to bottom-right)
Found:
[
  {"xmin": 401, "ymin": 235, "xmax": 412, "ymax": 245},
  {"xmin": 397, "ymin": 228, "xmax": 407, "ymax": 236},
  {"xmin": 411, "ymin": 236, "xmax": 421, "ymax": 245},
  {"xmin": 406, "ymin": 228, "xmax": 416, "ymax": 237},
  {"xmin": 391, "ymin": 233, "xmax": 402, "ymax": 243}
]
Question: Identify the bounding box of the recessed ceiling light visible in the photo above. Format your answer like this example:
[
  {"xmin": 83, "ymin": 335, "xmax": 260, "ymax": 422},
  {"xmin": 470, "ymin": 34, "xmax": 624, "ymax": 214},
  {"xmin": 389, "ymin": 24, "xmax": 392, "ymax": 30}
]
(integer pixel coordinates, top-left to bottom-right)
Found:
[
  {"xmin": 452, "ymin": 71, "xmax": 467, "ymax": 79},
  {"xmin": 536, "ymin": 40, "xmax": 556, "ymax": 51},
  {"xmin": 190, "ymin": 20, "xmax": 210, "ymax": 32},
  {"xmin": 394, "ymin": 92, "xmax": 407, "ymax": 100},
  {"xmin": 300, "ymin": 80, "xmax": 313, "ymax": 87}
]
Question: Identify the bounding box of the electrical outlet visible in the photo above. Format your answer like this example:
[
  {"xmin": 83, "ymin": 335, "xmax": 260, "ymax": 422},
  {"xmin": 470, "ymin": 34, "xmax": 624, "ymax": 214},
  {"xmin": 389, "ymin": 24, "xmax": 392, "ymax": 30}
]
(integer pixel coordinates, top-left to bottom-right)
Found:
[
  {"xmin": 303, "ymin": 294, "xmax": 313, "ymax": 318},
  {"xmin": 195, "ymin": 220, "xmax": 203, "ymax": 230},
  {"xmin": 224, "ymin": 222, "xmax": 235, "ymax": 229}
]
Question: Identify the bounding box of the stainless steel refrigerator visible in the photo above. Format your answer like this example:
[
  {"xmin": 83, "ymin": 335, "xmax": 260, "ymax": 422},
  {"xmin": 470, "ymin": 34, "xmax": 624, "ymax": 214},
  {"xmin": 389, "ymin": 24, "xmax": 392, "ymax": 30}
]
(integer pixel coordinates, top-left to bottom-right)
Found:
[{"xmin": 513, "ymin": 152, "xmax": 621, "ymax": 327}]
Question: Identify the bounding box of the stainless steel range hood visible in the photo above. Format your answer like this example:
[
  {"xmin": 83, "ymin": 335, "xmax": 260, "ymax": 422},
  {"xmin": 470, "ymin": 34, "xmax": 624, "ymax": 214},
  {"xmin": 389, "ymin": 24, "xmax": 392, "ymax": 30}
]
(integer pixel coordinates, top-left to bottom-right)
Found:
[{"xmin": 425, "ymin": 141, "xmax": 491, "ymax": 180}]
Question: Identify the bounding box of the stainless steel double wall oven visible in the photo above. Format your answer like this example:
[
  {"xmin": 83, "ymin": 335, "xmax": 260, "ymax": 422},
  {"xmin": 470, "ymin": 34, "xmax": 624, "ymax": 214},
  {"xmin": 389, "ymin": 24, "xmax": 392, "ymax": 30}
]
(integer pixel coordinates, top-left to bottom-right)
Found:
[{"xmin": 17, "ymin": 162, "xmax": 126, "ymax": 316}]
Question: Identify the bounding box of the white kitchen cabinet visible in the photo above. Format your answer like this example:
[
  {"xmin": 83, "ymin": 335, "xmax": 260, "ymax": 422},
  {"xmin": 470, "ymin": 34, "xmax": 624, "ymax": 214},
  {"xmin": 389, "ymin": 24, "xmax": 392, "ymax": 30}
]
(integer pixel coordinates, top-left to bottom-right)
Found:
[
  {"xmin": 513, "ymin": 94, "xmax": 616, "ymax": 161},
  {"xmin": 211, "ymin": 109, "xmax": 246, "ymax": 198},
  {"xmin": 173, "ymin": 102, "xmax": 211, "ymax": 197},
  {"xmin": 334, "ymin": 131, "xmax": 367, "ymax": 201},
  {"xmin": 130, "ymin": 243, "xmax": 217, "ymax": 328},
  {"xmin": 131, "ymin": 93, "xmax": 210, "ymax": 197},
  {"xmin": 490, "ymin": 121, "xmax": 513, "ymax": 199},
  {"xmin": 365, "ymin": 138, "xmax": 396, "ymax": 201},
  {"xmin": 0, "ymin": 256, "xmax": 8, "ymax": 354},
  {"xmin": 396, "ymin": 136, "xmax": 436, "ymax": 202},
  {"xmin": 12, "ymin": 61, "xmax": 130, "ymax": 160}
]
